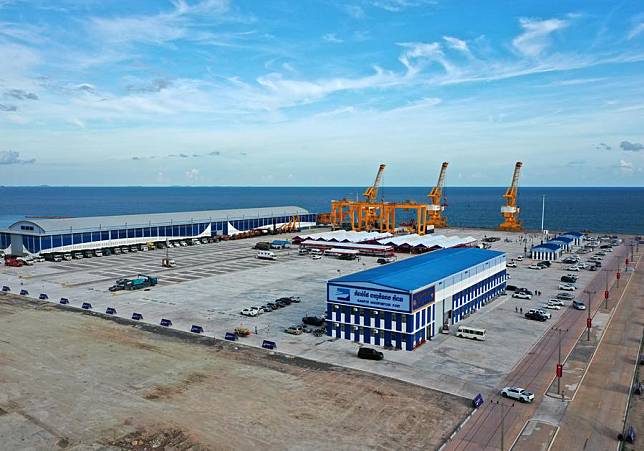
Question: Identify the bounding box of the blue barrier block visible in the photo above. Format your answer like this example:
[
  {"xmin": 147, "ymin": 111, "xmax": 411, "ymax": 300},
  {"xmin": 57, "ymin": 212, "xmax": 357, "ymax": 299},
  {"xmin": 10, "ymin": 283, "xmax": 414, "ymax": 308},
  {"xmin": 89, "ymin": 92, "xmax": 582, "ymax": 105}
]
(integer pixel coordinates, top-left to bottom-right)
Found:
[
  {"xmin": 59, "ymin": 297, "xmax": 69, "ymax": 304},
  {"xmin": 472, "ymin": 393, "xmax": 484, "ymax": 408},
  {"xmin": 225, "ymin": 332, "xmax": 238, "ymax": 341},
  {"xmin": 190, "ymin": 325, "xmax": 204, "ymax": 334},
  {"xmin": 81, "ymin": 302, "xmax": 92, "ymax": 310},
  {"xmin": 131, "ymin": 312, "xmax": 143, "ymax": 320},
  {"xmin": 39, "ymin": 293, "xmax": 48, "ymax": 300},
  {"xmin": 262, "ymin": 340, "xmax": 277, "ymax": 350},
  {"xmin": 105, "ymin": 307, "xmax": 116, "ymax": 315},
  {"xmin": 160, "ymin": 318, "xmax": 172, "ymax": 327},
  {"xmin": 19, "ymin": 289, "xmax": 29, "ymax": 296},
  {"xmin": 626, "ymin": 425, "xmax": 636, "ymax": 443},
  {"xmin": 1, "ymin": 286, "xmax": 10, "ymax": 292}
]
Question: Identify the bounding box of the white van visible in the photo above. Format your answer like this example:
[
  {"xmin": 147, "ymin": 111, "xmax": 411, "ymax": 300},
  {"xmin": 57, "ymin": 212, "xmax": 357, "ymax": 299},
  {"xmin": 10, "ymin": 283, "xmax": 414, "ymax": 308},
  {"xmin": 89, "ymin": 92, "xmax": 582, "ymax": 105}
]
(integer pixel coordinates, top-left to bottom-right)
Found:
[
  {"xmin": 456, "ymin": 325, "xmax": 486, "ymax": 341},
  {"xmin": 256, "ymin": 250, "xmax": 276, "ymax": 260},
  {"xmin": 309, "ymin": 248, "xmax": 322, "ymax": 256}
]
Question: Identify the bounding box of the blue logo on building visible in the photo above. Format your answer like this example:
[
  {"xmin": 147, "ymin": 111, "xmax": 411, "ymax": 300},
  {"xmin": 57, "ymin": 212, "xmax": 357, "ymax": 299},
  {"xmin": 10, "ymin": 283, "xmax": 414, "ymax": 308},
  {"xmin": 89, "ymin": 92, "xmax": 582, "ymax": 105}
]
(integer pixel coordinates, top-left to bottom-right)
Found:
[{"xmin": 336, "ymin": 287, "xmax": 350, "ymax": 301}]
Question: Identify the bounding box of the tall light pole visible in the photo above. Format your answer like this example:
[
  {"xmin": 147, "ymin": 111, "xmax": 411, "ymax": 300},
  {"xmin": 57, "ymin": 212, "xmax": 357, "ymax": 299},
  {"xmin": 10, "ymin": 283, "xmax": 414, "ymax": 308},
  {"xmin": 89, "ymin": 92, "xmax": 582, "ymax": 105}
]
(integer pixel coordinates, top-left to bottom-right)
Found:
[
  {"xmin": 553, "ymin": 327, "xmax": 568, "ymax": 394},
  {"xmin": 584, "ymin": 290, "xmax": 596, "ymax": 341},
  {"xmin": 493, "ymin": 400, "xmax": 514, "ymax": 451}
]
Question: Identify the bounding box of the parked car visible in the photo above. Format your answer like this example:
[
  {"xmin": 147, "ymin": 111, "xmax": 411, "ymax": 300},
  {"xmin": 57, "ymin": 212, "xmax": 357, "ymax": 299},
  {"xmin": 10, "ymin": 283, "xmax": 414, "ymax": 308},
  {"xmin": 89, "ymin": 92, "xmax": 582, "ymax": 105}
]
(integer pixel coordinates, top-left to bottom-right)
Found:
[
  {"xmin": 516, "ymin": 256, "xmax": 524, "ymax": 261},
  {"xmin": 240, "ymin": 308, "xmax": 258, "ymax": 317},
  {"xmin": 539, "ymin": 261, "xmax": 552, "ymax": 267},
  {"xmin": 261, "ymin": 304, "xmax": 273, "ymax": 312},
  {"xmin": 566, "ymin": 266, "xmax": 580, "ymax": 272},
  {"xmin": 557, "ymin": 292, "xmax": 575, "ymax": 300},
  {"xmin": 544, "ymin": 304, "xmax": 561, "ymax": 310},
  {"xmin": 559, "ymin": 284, "xmax": 576, "ymax": 291},
  {"xmin": 505, "ymin": 285, "xmax": 518, "ymax": 291},
  {"xmin": 528, "ymin": 265, "xmax": 542, "ymax": 270},
  {"xmin": 525, "ymin": 310, "xmax": 547, "ymax": 321},
  {"xmin": 573, "ymin": 300, "xmax": 586, "ymax": 310},
  {"xmin": 357, "ymin": 347, "xmax": 384, "ymax": 360},
  {"xmin": 517, "ymin": 288, "xmax": 534, "ymax": 295},
  {"xmin": 561, "ymin": 276, "xmax": 577, "ymax": 283},
  {"xmin": 535, "ymin": 308, "xmax": 551, "ymax": 319},
  {"xmin": 501, "ymin": 387, "xmax": 534, "ymax": 403},
  {"xmin": 266, "ymin": 302, "xmax": 279, "ymax": 310},
  {"xmin": 285, "ymin": 326, "xmax": 303, "ymax": 335},
  {"xmin": 311, "ymin": 255, "xmax": 322, "ymax": 260},
  {"xmin": 302, "ymin": 316, "xmax": 325, "ymax": 327},
  {"xmin": 548, "ymin": 299, "xmax": 565, "ymax": 306},
  {"xmin": 506, "ymin": 262, "xmax": 517, "ymax": 268},
  {"xmin": 513, "ymin": 292, "xmax": 532, "ymax": 300}
]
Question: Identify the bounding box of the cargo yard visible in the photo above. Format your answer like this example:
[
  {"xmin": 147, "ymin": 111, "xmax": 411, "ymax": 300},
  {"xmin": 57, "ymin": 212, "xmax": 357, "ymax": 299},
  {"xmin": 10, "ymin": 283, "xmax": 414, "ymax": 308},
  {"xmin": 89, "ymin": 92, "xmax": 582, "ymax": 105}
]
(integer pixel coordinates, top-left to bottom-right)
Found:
[{"xmin": 1, "ymin": 163, "xmax": 642, "ymax": 450}]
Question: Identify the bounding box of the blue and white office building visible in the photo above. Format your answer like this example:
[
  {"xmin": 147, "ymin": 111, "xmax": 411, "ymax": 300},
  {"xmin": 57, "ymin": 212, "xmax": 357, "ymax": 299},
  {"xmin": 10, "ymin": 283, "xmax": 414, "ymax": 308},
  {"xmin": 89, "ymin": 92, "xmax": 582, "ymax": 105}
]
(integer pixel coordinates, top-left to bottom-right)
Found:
[
  {"xmin": 326, "ymin": 247, "xmax": 507, "ymax": 351},
  {"xmin": 0, "ymin": 206, "xmax": 315, "ymax": 256}
]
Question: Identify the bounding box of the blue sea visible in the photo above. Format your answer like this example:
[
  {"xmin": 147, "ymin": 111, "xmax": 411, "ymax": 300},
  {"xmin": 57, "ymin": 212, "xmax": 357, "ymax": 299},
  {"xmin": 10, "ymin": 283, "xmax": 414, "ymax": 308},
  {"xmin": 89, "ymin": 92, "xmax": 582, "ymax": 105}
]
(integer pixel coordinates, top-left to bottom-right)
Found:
[{"xmin": 0, "ymin": 186, "xmax": 642, "ymax": 234}]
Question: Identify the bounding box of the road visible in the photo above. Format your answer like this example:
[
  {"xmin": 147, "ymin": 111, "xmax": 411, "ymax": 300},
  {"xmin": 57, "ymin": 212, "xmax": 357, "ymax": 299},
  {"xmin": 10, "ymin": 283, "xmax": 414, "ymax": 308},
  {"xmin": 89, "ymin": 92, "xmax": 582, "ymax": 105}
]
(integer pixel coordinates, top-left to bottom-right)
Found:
[
  {"xmin": 445, "ymin": 245, "xmax": 633, "ymax": 451},
  {"xmin": 551, "ymin": 251, "xmax": 642, "ymax": 450}
]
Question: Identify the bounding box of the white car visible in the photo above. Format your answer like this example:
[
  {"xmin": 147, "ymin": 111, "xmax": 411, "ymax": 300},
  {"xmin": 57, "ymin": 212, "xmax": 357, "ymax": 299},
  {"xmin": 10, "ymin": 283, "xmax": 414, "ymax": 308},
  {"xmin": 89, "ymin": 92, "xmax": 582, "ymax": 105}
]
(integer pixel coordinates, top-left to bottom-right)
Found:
[
  {"xmin": 501, "ymin": 386, "xmax": 534, "ymax": 403},
  {"xmin": 516, "ymin": 256, "xmax": 524, "ymax": 261},
  {"xmin": 559, "ymin": 284, "xmax": 576, "ymax": 291},
  {"xmin": 250, "ymin": 306, "xmax": 264, "ymax": 315},
  {"xmin": 548, "ymin": 299, "xmax": 565, "ymax": 306},
  {"xmin": 311, "ymin": 255, "xmax": 322, "ymax": 260},
  {"xmin": 528, "ymin": 265, "xmax": 542, "ymax": 270},
  {"xmin": 513, "ymin": 292, "xmax": 532, "ymax": 300},
  {"xmin": 240, "ymin": 308, "xmax": 257, "ymax": 317},
  {"xmin": 535, "ymin": 309, "xmax": 551, "ymax": 319},
  {"xmin": 506, "ymin": 262, "xmax": 517, "ymax": 268},
  {"xmin": 544, "ymin": 304, "xmax": 561, "ymax": 310},
  {"xmin": 567, "ymin": 266, "xmax": 580, "ymax": 271}
]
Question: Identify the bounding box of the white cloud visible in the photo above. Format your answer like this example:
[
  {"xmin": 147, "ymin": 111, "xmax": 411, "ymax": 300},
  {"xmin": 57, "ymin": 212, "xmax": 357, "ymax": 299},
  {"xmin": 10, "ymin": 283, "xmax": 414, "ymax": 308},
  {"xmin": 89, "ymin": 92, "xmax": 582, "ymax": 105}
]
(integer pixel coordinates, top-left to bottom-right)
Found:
[
  {"xmin": 370, "ymin": 0, "xmax": 435, "ymax": 12},
  {"xmin": 323, "ymin": 33, "xmax": 344, "ymax": 43},
  {"xmin": 185, "ymin": 168, "xmax": 200, "ymax": 181},
  {"xmin": 344, "ymin": 5, "xmax": 365, "ymax": 18},
  {"xmin": 443, "ymin": 36, "xmax": 469, "ymax": 54},
  {"xmin": 398, "ymin": 42, "xmax": 453, "ymax": 75},
  {"xmin": 617, "ymin": 159, "xmax": 634, "ymax": 172},
  {"xmin": 88, "ymin": 0, "xmax": 230, "ymax": 45},
  {"xmin": 628, "ymin": 23, "xmax": 644, "ymax": 40},
  {"xmin": 512, "ymin": 17, "xmax": 569, "ymax": 57},
  {"xmin": 0, "ymin": 150, "xmax": 35, "ymax": 165}
]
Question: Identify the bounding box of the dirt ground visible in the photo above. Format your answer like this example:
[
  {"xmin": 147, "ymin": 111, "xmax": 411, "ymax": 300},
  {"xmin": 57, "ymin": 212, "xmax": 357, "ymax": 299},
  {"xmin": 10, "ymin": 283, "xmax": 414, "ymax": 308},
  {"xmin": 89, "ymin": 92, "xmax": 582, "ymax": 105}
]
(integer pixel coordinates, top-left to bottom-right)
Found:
[{"xmin": 0, "ymin": 295, "xmax": 469, "ymax": 450}]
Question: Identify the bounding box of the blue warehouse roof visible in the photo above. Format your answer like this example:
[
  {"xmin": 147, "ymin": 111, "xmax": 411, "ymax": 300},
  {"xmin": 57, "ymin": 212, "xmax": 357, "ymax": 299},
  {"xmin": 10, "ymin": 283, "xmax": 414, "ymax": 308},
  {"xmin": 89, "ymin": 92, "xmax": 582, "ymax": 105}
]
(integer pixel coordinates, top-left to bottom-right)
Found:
[
  {"xmin": 553, "ymin": 236, "xmax": 574, "ymax": 243},
  {"xmin": 329, "ymin": 247, "xmax": 504, "ymax": 293},
  {"xmin": 563, "ymin": 231, "xmax": 584, "ymax": 237},
  {"xmin": 532, "ymin": 243, "xmax": 561, "ymax": 251}
]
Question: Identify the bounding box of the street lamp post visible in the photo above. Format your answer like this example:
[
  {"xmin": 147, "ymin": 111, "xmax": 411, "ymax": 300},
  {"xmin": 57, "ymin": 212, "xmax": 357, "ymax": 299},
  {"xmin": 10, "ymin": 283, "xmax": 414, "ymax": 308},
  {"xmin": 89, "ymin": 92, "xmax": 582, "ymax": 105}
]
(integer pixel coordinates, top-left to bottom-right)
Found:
[
  {"xmin": 584, "ymin": 290, "xmax": 596, "ymax": 341},
  {"xmin": 554, "ymin": 327, "xmax": 568, "ymax": 394}
]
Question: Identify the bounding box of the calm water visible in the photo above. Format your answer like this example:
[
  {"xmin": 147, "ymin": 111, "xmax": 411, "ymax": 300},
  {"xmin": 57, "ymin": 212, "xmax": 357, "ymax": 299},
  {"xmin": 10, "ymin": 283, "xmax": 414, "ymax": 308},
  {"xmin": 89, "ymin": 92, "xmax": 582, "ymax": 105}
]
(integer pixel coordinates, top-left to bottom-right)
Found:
[{"xmin": 0, "ymin": 187, "xmax": 642, "ymax": 234}]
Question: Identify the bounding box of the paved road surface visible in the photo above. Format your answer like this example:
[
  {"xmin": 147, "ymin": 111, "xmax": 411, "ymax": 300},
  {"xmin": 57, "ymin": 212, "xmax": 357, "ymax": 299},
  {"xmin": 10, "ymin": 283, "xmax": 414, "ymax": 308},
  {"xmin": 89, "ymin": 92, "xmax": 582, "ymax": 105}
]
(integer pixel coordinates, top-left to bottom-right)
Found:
[
  {"xmin": 445, "ymin": 246, "xmax": 633, "ymax": 451},
  {"xmin": 551, "ymin": 253, "xmax": 642, "ymax": 451}
]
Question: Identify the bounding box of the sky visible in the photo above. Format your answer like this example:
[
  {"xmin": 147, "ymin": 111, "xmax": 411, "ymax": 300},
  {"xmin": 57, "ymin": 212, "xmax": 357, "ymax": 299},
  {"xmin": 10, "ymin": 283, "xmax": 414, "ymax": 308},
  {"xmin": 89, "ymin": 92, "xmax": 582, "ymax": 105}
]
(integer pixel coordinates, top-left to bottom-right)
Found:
[{"xmin": 0, "ymin": 0, "xmax": 643, "ymax": 187}]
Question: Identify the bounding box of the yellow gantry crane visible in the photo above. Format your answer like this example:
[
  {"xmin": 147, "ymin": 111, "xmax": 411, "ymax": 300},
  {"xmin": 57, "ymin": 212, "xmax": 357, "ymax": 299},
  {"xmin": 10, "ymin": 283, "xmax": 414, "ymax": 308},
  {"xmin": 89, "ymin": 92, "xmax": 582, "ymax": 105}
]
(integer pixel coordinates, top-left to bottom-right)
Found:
[
  {"xmin": 363, "ymin": 164, "xmax": 386, "ymax": 202},
  {"xmin": 427, "ymin": 162, "xmax": 448, "ymax": 227},
  {"xmin": 499, "ymin": 161, "xmax": 523, "ymax": 231}
]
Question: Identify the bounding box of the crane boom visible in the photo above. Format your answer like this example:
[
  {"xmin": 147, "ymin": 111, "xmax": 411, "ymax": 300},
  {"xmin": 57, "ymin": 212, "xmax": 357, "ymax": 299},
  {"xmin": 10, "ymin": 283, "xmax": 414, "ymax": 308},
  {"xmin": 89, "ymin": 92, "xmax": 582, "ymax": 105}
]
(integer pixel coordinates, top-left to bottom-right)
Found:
[
  {"xmin": 499, "ymin": 161, "xmax": 523, "ymax": 231},
  {"xmin": 427, "ymin": 162, "xmax": 448, "ymax": 227},
  {"xmin": 363, "ymin": 164, "xmax": 386, "ymax": 202}
]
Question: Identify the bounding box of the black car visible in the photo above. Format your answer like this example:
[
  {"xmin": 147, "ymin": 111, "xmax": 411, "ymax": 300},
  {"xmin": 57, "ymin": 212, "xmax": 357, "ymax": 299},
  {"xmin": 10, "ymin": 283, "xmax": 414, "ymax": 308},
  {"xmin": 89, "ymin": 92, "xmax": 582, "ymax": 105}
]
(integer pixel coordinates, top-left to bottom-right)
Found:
[
  {"xmin": 538, "ymin": 261, "xmax": 551, "ymax": 267},
  {"xmin": 289, "ymin": 296, "xmax": 301, "ymax": 303},
  {"xmin": 302, "ymin": 316, "xmax": 325, "ymax": 327},
  {"xmin": 525, "ymin": 311, "xmax": 547, "ymax": 322},
  {"xmin": 266, "ymin": 302, "xmax": 279, "ymax": 310},
  {"xmin": 276, "ymin": 297, "xmax": 292, "ymax": 305},
  {"xmin": 506, "ymin": 285, "xmax": 518, "ymax": 291},
  {"xmin": 357, "ymin": 347, "xmax": 384, "ymax": 360},
  {"xmin": 517, "ymin": 288, "xmax": 534, "ymax": 296},
  {"xmin": 561, "ymin": 276, "xmax": 577, "ymax": 283}
]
